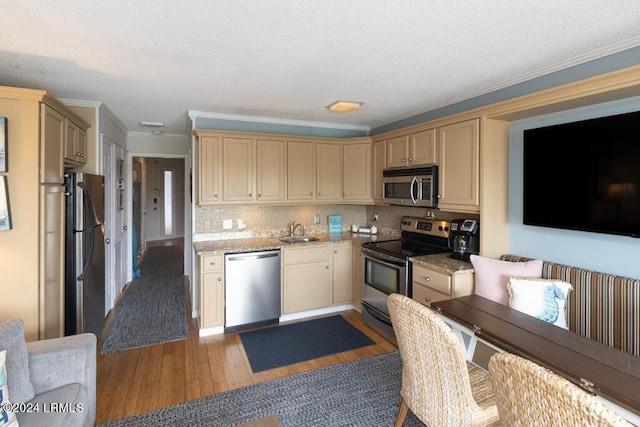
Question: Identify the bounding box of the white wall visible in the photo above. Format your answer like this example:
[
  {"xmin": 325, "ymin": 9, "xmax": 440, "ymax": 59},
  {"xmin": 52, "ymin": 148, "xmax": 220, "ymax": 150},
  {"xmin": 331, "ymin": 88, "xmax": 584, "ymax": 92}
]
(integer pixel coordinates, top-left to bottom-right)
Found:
[{"xmin": 509, "ymin": 96, "xmax": 640, "ymax": 278}]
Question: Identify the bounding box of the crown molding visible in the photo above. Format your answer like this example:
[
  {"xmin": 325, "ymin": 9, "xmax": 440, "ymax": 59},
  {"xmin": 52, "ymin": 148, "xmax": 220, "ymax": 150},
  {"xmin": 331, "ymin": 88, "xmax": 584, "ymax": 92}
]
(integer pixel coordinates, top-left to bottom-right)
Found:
[{"xmin": 188, "ymin": 110, "xmax": 370, "ymax": 133}]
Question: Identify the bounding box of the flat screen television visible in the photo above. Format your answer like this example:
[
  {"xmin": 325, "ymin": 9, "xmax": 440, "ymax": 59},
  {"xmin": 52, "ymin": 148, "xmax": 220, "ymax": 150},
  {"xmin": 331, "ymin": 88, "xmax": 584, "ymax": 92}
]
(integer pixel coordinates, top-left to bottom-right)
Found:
[{"xmin": 523, "ymin": 110, "xmax": 640, "ymax": 238}]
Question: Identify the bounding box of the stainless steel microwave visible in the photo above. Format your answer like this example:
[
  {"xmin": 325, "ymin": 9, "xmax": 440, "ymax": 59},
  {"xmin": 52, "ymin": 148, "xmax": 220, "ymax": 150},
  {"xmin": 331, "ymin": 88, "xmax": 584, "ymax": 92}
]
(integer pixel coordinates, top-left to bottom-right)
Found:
[{"xmin": 382, "ymin": 165, "xmax": 438, "ymax": 207}]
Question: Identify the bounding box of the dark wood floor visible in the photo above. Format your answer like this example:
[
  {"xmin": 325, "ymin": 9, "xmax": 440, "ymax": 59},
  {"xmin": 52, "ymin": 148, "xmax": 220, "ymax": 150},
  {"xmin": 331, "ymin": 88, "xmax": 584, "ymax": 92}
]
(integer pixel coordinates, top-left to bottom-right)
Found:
[{"xmin": 96, "ymin": 301, "xmax": 396, "ymax": 423}]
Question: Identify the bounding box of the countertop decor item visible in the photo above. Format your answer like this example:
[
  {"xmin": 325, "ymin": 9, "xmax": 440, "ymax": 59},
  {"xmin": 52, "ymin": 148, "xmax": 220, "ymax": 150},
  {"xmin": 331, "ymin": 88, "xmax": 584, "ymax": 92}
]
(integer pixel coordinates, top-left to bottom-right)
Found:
[{"xmin": 328, "ymin": 214, "xmax": 342, "ymax": 234}]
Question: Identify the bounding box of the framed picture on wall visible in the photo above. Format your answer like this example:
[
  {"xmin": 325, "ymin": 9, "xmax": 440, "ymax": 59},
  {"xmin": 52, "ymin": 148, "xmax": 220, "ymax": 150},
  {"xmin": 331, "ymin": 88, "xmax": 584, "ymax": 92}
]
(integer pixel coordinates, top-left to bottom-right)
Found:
[
  {"xmin": 0, "ymin": 117, "xmax": 7, "ymax": 172},
  {"xmin": 118, "ymin": 188, "xmax": 124, "ymax": 210},
  {"xmin": 0, "ymin": 176, "xmax": 11, "ymax": 231}
]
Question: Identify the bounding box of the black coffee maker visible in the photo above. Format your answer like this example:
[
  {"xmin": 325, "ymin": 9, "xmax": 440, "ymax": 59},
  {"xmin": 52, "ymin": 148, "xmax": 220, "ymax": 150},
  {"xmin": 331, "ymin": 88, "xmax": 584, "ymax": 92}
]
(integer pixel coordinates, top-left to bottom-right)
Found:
[{"xmin": 448, "ymin": 219, "xmax": 480, "ymax": 261}]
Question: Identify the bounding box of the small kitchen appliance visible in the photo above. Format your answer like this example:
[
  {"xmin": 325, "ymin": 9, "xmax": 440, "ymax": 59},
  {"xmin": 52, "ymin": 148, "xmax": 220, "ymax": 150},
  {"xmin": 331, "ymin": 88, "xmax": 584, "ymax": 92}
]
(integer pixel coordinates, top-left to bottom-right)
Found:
[{"xmin": 448, "ymin": 219, "xmax": 480, "ymax": 261}]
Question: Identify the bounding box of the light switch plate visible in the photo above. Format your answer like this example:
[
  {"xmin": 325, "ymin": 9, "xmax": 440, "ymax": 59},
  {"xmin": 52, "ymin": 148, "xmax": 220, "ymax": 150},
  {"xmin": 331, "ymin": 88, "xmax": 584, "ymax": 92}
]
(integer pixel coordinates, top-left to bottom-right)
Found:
[
  {"xmin": 222, "ymin": 219, "xmax": 233, "ymax": 229},
  {"xmin": 313, "ymin": 214, "xmax": 320, "ymax": 224}
]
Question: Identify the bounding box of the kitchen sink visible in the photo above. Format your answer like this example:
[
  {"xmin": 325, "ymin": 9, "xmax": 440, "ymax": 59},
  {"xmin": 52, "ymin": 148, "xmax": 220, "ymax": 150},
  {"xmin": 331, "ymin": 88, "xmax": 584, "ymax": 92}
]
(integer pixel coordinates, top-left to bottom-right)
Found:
[{"xmin": 279, "ymin": 236, "xmax": 320, "ymax": 243}]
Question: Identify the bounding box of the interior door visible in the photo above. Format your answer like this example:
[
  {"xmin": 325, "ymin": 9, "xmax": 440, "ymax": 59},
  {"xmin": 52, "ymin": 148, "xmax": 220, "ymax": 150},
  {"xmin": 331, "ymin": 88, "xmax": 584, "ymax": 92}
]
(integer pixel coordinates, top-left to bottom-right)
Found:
[{"xmin": 145, "ymin": 167, "xmax": 160, "ymax": 242}]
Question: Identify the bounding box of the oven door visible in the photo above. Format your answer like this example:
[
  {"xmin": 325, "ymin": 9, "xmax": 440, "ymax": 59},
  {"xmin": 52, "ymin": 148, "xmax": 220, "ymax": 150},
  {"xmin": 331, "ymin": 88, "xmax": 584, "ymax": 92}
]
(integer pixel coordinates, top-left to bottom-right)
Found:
[{"xmin": 361, "ymin": 249, "xmax": 408, "ymax": 316}]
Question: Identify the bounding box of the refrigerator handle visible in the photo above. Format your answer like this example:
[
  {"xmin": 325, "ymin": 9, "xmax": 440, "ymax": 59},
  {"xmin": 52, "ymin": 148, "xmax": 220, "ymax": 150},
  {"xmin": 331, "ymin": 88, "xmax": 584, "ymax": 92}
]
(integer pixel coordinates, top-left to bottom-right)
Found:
[{"xmin": 76, "ymin": 181, "xmax": 100, "ymax": 281}]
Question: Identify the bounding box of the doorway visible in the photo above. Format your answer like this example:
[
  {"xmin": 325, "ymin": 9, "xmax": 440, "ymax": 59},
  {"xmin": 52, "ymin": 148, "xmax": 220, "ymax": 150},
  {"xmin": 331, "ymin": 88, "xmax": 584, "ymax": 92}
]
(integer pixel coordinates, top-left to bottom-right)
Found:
[{"xmin": 132, "ymin": 157, "xmax": 186, "ymax": 266}]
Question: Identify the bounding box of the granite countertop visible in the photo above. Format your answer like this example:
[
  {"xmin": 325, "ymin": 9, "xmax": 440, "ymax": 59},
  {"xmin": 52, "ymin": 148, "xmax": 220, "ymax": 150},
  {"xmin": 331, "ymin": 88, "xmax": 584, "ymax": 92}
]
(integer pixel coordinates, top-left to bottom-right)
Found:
[
  {"xmin": 410, "ymin": 253, "xmax": 474, "ymax": 276},
  {"xmin": 193, "ymin": 232, "xmax": 398, "ymax": 255}
]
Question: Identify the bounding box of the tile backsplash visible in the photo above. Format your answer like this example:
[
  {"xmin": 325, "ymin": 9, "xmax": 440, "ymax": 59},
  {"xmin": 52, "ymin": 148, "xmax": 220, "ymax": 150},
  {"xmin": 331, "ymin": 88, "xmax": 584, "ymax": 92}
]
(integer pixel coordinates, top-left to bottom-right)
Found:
[{"xmin": 194, "ymin": 204, "xmax": 369, "ymax": 239}]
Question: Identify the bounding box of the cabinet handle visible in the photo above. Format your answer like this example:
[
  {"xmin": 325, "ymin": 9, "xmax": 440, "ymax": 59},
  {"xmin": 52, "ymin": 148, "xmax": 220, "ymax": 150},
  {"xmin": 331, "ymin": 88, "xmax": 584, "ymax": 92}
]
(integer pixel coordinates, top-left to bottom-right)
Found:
[
  {"xmin": 408, "ymin": 157, "xmax": 413, "ymax": 162},
  {"xmin": 402, "ymin": 158, "xmax": 407, "ymax": 163},
  {"xmin": 258, "ymin": 193, "xmax": 262, "ymax": 198},
  {"xmin": 437, "ymin": 194, "xmax": 442, "ymax": 199},
  {"xmin": 425, "ymin": 297, "xmax": 431, "ymax": 302},
  {"xmin": 325, "ymin": 265, "xmax": 329, "ymax": 269},
  {"xmin": 334, "ymin": 250, "xmax": 337, "ymax": 254},
  {"xmin": 318, "ymin": 192, "xmax": 321, "ymax": 197},
  {"xmin": 425, "ymin": 276, "xmax": 432, "ymax": 282},
  {"xmin": 214, "ymin": 193, "xmax": 219, "ymax": 198},
  {"xmin": 105, "ymin": 238, "xmax": 111, "ymax": 244},
  {"xmin": 217, "ymin": 277, "xmax": 221, "ymax": 281},
  {"xmin": 210, "ymin": 261, "xmax": 216, "ymax": 266},
  {"xmin": 124, "ymin": 226, "xmax": 128, "ymax": 230},
  {"xmin": 343, "ymin": 192, "xmax": 346, "ymax": 197},
  {"xmin": 249, "ymin": 192, "xmax": 252, "ymax": 197},
  {"xmin": 309, "ymin": 192, "xmax": 313, "ymax": 196}
]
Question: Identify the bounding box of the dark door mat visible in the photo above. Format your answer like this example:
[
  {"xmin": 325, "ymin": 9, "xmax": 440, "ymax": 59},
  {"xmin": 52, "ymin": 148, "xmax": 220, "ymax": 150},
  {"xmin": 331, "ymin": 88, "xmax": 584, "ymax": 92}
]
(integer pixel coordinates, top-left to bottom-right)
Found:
[{"xmin": 240, "ymin": 315, "xmax": 376, "ymax": 372}]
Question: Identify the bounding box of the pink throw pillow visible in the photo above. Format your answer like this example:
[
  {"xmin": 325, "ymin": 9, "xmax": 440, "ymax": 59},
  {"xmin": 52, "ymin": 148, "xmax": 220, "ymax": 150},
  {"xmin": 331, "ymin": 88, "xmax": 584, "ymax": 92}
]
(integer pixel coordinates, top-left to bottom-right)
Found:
[{"xmin": 469, "ymin": 255, "xmax": 543, "ymax": 305}]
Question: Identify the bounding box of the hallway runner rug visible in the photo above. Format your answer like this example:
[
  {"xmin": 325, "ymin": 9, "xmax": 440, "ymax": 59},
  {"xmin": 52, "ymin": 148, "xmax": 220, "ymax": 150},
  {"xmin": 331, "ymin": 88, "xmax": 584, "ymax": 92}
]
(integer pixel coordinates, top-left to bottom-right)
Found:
[
  {"xmin": 97, "ymin": 350, "xmax": 423, "ymax": 426},
  {"xmin": 100, "ymin": 245, "xmax": 188, "ymax": 353},
  {"xmin": 240, "ymin": 315, "xmax": 376, "ymax": 372}
]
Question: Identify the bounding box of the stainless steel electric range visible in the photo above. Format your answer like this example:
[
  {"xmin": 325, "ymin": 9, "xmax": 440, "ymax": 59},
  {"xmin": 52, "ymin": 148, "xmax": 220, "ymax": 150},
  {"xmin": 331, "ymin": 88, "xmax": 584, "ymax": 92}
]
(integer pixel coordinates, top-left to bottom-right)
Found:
[{"xmin": 360, "ymin": 216, "xmax": 451, "ymax": 344}]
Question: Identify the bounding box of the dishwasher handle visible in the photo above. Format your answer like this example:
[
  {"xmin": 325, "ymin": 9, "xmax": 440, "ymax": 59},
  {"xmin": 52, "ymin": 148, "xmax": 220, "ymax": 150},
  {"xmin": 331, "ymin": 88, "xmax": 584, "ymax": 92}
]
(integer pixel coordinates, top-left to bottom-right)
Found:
[{"xmin": 226, "ymin": 251, "xmax": 280, "ymax": 262}]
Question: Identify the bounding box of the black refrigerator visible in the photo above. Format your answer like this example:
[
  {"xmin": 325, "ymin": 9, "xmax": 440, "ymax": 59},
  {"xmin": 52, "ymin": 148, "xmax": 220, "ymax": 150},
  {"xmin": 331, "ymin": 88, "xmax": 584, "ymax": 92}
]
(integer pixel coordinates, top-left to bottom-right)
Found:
[{"xmin": 64, "ymin": 173, "xmax": 106, "ymax": 337}]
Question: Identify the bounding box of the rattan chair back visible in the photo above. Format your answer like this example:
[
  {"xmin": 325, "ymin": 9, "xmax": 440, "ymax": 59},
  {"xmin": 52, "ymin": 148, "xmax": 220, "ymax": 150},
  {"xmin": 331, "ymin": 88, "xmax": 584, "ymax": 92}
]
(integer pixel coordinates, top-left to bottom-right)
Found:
[
  {"xmin": 488, "ymin": 352, "xmax": 632, "ymax": 426},
  {"xmin": 388, "ymin": 293, "xmax": 499, "ymax": 426}
]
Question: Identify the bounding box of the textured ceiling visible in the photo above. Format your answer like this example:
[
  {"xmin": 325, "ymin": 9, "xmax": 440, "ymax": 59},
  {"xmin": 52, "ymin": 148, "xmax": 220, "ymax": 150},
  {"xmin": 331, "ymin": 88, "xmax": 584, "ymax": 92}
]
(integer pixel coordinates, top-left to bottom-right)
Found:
[{"xmin": 1, "ymin": 1, "xmax": 640, "ymax": 136}]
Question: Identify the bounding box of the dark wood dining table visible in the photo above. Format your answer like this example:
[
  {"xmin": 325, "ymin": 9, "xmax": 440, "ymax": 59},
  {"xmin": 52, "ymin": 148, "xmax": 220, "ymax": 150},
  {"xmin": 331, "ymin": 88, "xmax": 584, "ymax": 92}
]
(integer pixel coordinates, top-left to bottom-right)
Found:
[{"xmin": 432, "ymin": 294, "xmax": 640, "ymax": 424}]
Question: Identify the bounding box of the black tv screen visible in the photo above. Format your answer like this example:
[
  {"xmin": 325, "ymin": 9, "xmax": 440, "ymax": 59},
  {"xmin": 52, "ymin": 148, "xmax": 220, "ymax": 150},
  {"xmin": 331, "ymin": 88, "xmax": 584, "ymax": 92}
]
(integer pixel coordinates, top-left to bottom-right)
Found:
[{"xmin": 523, "ymin": 110, "xmax": 640, "ymax": 238}]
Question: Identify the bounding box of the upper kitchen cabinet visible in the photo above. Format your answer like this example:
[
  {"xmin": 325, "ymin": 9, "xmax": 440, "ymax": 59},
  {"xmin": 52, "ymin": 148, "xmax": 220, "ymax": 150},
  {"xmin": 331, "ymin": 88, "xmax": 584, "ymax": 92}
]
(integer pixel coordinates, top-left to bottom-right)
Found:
[
  {"xmin": 437, "ymin": 118, "xmax": 480, "ymax": 213},
  {"xmin": 222, "ymin": 137, "xmax": 254, "ymax": 202},
  {"xmin": 316, "ymin": 142, "xmax": 341, "ymax": 201},
  {"xmin": 197, "ymin": 135, "xmax": 222, "ymax": 205},
  {"xmin": 287, "ymin": 140, "xmax": 315, "ymax": 201},
  {"xmin": 372, "ymin": 139, "xmax": 386, "ymax": 202},
  {"xmin": 343, "ymin": 141, "xmax": 371, "ymax": 202},
  {"xmin": 256, "ymin": 138, "xmax": 286, "ymax": 202},
  {"xmin": 63, "ymin": 117, "xmax": 88, "ymax": 165},
  {"xmin": 386, "ymin": 128, "xmax": 436, "ymax": 168},
  {"xmin": 0, "ymin": 86, "xmax": 90, "ymax": 340}
]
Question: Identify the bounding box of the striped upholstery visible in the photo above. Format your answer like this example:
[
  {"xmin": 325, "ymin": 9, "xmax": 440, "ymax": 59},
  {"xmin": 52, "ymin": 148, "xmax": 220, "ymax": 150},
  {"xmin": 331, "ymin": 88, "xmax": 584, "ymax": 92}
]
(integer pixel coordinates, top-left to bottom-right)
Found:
[{"xmin": 501, "ymin": 255, "xmax": 640, "ymax": 358}]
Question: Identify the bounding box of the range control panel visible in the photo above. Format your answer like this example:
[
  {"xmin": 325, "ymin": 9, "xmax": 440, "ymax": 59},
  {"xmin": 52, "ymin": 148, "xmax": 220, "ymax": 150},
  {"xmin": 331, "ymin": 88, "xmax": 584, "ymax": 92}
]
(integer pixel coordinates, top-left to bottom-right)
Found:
[{"xmin": 400, "ymin": 216, "xmax": 451, "ymax": 238}]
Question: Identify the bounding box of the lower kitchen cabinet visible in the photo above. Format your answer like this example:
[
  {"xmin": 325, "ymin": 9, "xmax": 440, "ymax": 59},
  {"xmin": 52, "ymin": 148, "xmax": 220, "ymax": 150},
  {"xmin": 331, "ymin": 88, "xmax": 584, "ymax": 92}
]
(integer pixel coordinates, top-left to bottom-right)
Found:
[
  {"xmin": 332, "ymin": 243, "xmax": 353, "ymax": 303},
  {"xmin": 412, "ymin": 263, "xmax": 474, "ymax": 308},
  {"xmin": 282, "ymin": 246, "xmax": 332, "ymax": 314},
  {"xmin": 200, "ymin": 254, "xmax": 224, "ymax": 328}
]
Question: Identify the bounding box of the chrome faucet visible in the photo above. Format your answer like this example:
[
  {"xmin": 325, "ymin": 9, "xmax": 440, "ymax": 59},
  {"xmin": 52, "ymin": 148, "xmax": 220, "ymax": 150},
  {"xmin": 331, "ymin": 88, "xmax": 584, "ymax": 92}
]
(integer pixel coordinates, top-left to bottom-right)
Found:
[{"xmin": 290, "ymin": 221, "xmax": 305, "ymax": 236}]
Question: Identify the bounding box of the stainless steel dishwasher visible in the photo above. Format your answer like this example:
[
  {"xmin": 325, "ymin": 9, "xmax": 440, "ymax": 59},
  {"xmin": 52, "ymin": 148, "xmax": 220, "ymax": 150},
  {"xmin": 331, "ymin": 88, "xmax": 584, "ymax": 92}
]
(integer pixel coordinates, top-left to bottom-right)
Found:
[{"xmin": 224, "ymin": 249, "xmax": 281, "ymax": 332}]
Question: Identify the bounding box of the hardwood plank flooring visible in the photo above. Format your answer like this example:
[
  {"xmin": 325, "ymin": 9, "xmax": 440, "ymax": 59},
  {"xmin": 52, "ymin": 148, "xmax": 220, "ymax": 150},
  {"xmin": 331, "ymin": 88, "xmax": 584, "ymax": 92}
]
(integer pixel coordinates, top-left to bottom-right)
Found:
[{"xmin": 96, "ymin": 305, "xmax": 396, "ymax": 423}]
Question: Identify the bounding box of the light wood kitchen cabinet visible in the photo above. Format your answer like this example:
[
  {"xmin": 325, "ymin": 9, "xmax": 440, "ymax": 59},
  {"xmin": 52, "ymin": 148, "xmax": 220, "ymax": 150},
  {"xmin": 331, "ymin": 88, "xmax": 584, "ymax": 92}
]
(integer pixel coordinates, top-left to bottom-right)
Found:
[
  {"xmin": 63, "ymin": 118, "xmax": 87, "ymax": 165},
  {"xmin": 222, "ymin": 137, "xmax": 254, "ymax": 202},
  {"xmin": 372, "ymin": 139, "xmax": 386, "ymax": 202},
  {"xmin": 197, "ymin": 136, "xmax": 222, "ymax": 205},
  {"xmin": 332, "ymin": 243, "xmax": 352, "ymax": 303},
  {"xmin": 412, "ymin": 263, "xmax": 474, "ymax": 308},
  {"xmin": 342, "ymin": 142, "xmax": 371, "ymax": 202},
  {"xmin": 352, "ymin": 244, "xmax": 363, "ymax": 310},
  {"xmin": 437, "ymin": 118, "xmax": 480, "ymax": 213},
  {"xmin": 200, "ymin": 254, "xmax": 224, "ymax": 328},
  {"xmin": 0, "ymin": 88, "xmax": 89, "ymax": 340},
  {"xmin": 287, "ymin": 140, "xmax": 315, "ymax": 201},
  {"xmin": 316, "ymin": 143, "xmax": 341, "ymax": 201},
  {"xmin": 386, "ymin": 128, "xmax": 436, "ymax": 168},
  {"xmin": 282, "ymin": 246, "xmax": 332, "ymax": 314},
  {"xmin": 256, "ymin": 138, "xmax": 286, "ymax": 202}
]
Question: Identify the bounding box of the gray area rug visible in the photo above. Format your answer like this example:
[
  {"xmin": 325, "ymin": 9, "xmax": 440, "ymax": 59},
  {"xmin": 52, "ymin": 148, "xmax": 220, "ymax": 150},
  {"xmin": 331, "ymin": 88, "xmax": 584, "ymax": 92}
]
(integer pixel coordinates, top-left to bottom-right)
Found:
[
  {"xmin": 97, "ymin": 350, "xmax": 422, "ymax": 426},
  {"xmin": 100, "ymin": 245, "xmax": 188, "ymax": 353}
]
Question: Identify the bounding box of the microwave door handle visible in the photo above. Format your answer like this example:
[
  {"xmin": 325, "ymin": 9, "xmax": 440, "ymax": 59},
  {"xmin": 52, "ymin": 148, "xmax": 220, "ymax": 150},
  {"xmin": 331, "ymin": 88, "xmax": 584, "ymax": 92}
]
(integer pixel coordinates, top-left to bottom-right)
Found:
[{"xmin": 410, "ymin": 176, "xmax": 418, "ymax": 205}]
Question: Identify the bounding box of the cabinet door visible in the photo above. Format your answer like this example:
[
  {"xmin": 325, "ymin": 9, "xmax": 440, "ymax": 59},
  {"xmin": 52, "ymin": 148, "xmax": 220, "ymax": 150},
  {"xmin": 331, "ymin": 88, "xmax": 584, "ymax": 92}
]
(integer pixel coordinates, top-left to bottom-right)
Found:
[
  {"xmin": 343, "ymin": 143, "xmax": 371, "ymax": 201},
  {"xmin": 202, "ymin": 272, "xmax": 224, "ymax": 328},
  {"xmin": 256, "ymin": 139, "xmax": 286, "ymax": 202},
  {"xmin": 438, "ymin": 119, "xmax": 480, "ymax": 212},
  {"xmin": 222, "ymin": 137, "xmax": 254, "ymax": 201},
  {"xmin": 372, "ymin": 140, "xmax": 386, "ymax": 202},
  {"xmin": 386, "ymin": 135, "xmax": 409, "ymax": 168},
  {"xmin": 332, "ymin": 244, "xmax": 353, "ymax": 303},
  {"xmin": 410, "ymin": 129, "xmax": 437, "ymax": 166},
  {"xmin": 352, "ymin": 245, "xmax": 363, "ymax": 310},
  {"xmin": 287, "ymin": 141, "xmax": 315, "ymax": 200},
  {"xmin": 316, "ymin": 143, "xmax": 341, "ymax": 201},
  {"xmin": 283, "ymin": 261, "xmax": 332, "ymax": 314},
  {"xmin": 198, "ymin": 136, "xmax": 221, "ymax": 204},
  {"xmin": 40, "ymin": 104, "xmax": 64, "ymax": 184},
  {"xmin": 40, "ymin": 184, "xmax": 65, "ymax": 339},
  {"xmin": 64, "ymin": 119, "xmax": 78, "ymax": 162}
]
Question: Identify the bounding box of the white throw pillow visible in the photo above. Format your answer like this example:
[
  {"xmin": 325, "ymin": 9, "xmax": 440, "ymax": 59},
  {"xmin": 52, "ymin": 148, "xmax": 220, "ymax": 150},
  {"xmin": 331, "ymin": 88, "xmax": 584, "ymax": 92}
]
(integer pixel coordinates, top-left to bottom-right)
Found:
[
  {"xmin": 507, "ymin": 277, "xmax": 573, "ymax": 329},
  {"xmin": 0, "ymin": 350, "xmax": 19, "ymax": 426}
]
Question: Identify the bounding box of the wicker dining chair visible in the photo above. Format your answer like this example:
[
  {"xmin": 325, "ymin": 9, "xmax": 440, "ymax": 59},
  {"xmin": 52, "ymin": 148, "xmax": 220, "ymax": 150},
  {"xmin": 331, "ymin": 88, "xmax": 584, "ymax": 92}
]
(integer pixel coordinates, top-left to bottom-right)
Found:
[
  {"xmin": 387, "ymin": 293, "xmax": 500, "ymax": 427},
  {"xmin": 488, "ymin": 352, "xmax": 632, "ymax": 426}
]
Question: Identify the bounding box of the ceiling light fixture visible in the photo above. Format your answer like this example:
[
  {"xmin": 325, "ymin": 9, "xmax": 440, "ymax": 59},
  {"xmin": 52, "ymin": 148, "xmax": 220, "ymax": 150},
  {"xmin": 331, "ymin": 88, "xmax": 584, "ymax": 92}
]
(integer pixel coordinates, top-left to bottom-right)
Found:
[
  {"xmin": 326, "ymin": 100, "xmax": 363, "ymax": 113},
  {"xmin": 140, "ymin": 121, "xmax": 164, "ymax": 135}
]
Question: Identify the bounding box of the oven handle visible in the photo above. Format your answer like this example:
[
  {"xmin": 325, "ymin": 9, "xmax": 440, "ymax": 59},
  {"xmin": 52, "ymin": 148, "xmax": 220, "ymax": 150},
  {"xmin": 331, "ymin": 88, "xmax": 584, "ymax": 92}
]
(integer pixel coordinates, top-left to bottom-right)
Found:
[
  {"xmin": 361, "ymin": 248, "xmax": 407, "ymax": 268},
  {"xmin": 362, "ymin": 302, "xmax": 393, "ymax": 327},
  {"xmin": 410, "ymin": 176, "xmax": 418, "ymax": 205}
]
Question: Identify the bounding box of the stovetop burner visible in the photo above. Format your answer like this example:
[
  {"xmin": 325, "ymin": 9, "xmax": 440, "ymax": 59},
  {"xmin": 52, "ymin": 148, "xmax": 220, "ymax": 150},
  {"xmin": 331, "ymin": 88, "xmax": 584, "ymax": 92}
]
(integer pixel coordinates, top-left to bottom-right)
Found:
[{"xmin": 361, "ymin": 216, "xmax": 452, "ymax": 260}]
